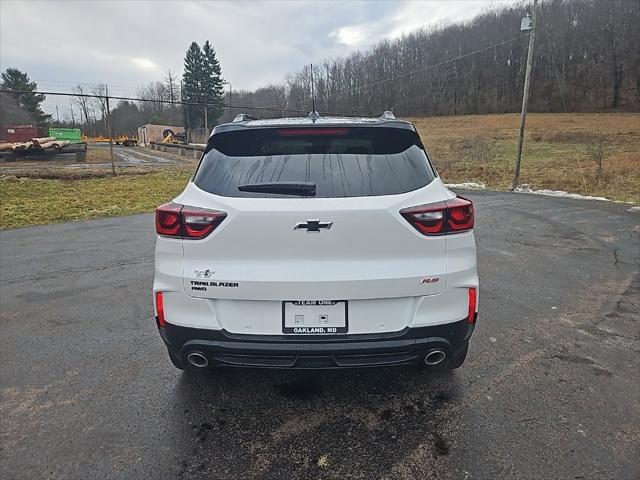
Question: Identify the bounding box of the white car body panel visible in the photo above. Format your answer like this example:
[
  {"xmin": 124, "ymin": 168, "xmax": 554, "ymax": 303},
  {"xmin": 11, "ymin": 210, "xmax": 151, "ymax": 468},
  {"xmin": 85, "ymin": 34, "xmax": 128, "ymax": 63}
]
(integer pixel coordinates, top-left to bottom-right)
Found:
[{"xmin": 154, "ymin": 178, "xmax": 478, "ymax": 336}]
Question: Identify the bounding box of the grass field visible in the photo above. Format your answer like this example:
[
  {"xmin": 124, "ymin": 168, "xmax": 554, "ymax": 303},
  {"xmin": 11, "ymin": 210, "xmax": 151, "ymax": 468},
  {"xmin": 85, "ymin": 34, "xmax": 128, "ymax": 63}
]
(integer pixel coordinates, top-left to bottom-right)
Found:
[
  {"xmin": 1, "ymin": 170, "xmax": 191, "ymax": 229},
  {"xmin": 412, "ymin": 113, "xmax": 639, "ymax": 203},
  {"xmin": 1, "ymin": 113, "xmax": 638, "ymax": 229}
]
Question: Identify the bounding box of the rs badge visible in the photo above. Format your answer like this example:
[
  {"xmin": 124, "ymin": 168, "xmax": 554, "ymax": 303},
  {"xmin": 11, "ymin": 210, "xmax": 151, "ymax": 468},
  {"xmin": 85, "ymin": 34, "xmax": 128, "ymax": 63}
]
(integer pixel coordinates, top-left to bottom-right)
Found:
[{"xmin": 421, "ymin": 277, "xmax": 440, "ymax": 284}]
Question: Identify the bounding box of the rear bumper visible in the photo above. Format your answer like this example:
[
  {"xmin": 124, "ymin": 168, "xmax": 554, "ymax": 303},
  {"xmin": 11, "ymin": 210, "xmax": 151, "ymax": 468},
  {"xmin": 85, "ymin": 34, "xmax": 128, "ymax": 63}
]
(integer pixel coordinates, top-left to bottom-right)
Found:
[{"xmin": 159, "ymin": 319, "xmax": 475, "ymax": 369}]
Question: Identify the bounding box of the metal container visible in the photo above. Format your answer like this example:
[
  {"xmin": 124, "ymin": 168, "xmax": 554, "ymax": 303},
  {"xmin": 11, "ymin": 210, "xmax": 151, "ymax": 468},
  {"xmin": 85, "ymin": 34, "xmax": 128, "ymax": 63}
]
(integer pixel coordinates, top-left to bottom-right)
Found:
[
  {"xmin": 49, "ymin": 127, "xmax": 83, "ymax": 143},
  {"xmin": 1, "ymin": 125, "xmax": 42, "ymax": 143}
]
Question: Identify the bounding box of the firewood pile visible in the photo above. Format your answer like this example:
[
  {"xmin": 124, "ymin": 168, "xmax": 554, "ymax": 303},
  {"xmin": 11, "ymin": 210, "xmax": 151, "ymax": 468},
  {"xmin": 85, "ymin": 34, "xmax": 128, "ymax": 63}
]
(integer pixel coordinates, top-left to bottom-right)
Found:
[{"xmin": 0, "ymin": 137, "xmax": 73, "ymax": 153}]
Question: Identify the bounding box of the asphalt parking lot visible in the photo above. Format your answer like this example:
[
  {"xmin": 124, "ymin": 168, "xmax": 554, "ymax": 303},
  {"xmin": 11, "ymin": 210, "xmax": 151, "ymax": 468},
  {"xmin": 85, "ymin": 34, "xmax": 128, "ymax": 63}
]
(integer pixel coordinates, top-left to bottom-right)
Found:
[{"xmin": 1, "ymin": 191, "xmax": 638, "ymax": 479}]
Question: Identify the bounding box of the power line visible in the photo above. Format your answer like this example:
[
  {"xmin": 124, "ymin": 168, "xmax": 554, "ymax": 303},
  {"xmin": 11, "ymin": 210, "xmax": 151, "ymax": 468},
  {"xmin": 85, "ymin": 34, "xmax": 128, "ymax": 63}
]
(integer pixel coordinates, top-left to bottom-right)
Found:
[
  {"xmin": 409, "ymin": 43, "xmax": 530, "ymax": 110},
  {"xmin": 536, "ymin": 5, "xmax": 568, "ymax": 114},
  {"xmin": 332, "ymin": 33, "xmax": 529, "ymax": 97},
  {"xmin": 28, "ymin": 35, "xmax": 527, "ymax": 117},
  {"xmin": 0, "ymin": 88, "xmax": 365, "ymax": 117},
  {"xmin": 537, "ymin": 2, "xmax": 590, "ymax": 196},
  {"xmin": 5, "ymin": 27, "xmax": 551, "ymax": 121},
  {"xmin": 29, "ymin": 22, "xmax": 611, "ymax": 116},
  {"xmin": 31, "ymin": 78, "xmax": 369, "ymax": 114},
  {"xmin": 32, "ymin": 79, "xmax": 139, "ymax": 96}
]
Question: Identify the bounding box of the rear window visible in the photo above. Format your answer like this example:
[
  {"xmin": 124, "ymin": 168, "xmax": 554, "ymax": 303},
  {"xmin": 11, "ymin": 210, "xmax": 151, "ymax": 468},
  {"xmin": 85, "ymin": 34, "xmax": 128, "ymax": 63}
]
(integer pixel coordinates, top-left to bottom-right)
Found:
[{"xmin": 193, "ymin": 126, "xmax": 436, "ymax": 198}]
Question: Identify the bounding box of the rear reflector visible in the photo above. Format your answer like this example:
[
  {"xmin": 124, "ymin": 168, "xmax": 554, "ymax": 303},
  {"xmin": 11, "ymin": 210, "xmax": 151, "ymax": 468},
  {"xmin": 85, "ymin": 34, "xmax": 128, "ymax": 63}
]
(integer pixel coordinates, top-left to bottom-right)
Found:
[
  {"xmin": 276, "ymin": 128, "xmax": 349, "ymax": 136},
  {"xmin": 156, "ymin": 203, "xmax": 226, "ymax": 239},
  {"xmin": 467, "ymin": 288, "xmax": 477, "ymax": 324},
  {"xmin": 400, "ymin": 196, "xmax": 474, "ymax": 235},
  {"xmin": 155, "ymin": 291, "xmax": 165, "ymax": 328}
]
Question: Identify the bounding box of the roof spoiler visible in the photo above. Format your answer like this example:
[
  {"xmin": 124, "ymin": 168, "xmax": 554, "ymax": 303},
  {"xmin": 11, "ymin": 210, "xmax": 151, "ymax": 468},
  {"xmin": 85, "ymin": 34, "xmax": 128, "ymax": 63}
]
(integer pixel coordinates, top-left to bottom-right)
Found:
[{"xmin": 233, "ymin": 113, "xmax": 258, "ymax": 122}]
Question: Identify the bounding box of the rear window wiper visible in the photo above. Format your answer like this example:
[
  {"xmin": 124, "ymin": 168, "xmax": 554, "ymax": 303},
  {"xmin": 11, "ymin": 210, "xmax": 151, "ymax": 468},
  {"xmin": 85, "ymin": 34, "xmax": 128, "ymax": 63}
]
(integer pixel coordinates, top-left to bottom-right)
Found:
[{"xmin": 237, "ymin": 182, "xmax": 317, "ymax": 196}]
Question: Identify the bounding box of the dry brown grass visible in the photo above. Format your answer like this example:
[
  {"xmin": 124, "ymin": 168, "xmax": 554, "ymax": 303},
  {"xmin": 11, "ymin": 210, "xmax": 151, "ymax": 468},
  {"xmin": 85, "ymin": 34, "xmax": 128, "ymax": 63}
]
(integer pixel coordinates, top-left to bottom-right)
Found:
[
  {"xmin": 409, "ymin": 113, "xmax": 640, "ymax": 203},
  {"xmin": 1, "ymin": 114, "xmax": 638, "ymax": 229}
]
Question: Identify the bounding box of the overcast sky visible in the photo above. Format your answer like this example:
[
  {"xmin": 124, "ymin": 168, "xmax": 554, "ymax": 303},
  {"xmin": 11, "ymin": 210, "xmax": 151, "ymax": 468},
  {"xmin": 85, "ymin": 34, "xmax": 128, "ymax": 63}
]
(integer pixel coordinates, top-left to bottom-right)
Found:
[{"xmin": 1, "ymin": 0, "xmax": 517, "ymax": 96}]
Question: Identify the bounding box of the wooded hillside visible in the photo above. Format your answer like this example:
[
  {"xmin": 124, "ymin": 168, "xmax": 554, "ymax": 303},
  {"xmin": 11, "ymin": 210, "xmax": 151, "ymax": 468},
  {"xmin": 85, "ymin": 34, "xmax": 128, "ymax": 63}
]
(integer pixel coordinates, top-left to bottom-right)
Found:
[{"xmin": 224, "ymin": 0, "xmax": 639, "ymax": 120}]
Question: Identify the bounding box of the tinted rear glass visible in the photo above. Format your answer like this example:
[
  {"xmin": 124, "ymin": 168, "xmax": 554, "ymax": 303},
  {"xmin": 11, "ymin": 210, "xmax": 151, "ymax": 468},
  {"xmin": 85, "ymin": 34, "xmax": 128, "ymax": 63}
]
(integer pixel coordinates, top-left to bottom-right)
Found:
[{"xmin": 194, "ymin": 127, "xmax": 435, "ymax": 198}]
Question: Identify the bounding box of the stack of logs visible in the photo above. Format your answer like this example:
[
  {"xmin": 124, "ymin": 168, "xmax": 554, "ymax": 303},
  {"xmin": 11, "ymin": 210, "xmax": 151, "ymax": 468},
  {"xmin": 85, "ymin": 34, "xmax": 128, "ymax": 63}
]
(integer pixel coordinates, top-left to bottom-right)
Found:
[{"xmin": 0, "ymin": 137, "xmax": 72, "ymax": 152}]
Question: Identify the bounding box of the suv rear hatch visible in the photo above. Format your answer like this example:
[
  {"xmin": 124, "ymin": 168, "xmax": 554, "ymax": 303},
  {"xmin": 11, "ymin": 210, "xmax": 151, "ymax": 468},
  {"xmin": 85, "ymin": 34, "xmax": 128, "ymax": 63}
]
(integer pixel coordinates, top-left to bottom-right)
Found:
[{"xmin": 169, "ymin": 123, "xmax": 453, "ymax": 333}]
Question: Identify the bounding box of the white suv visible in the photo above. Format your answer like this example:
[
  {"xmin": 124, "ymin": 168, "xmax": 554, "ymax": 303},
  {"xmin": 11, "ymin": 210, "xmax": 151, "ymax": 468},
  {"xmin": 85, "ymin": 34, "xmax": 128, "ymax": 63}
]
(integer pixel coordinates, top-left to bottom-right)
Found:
[{"xmin": 153, "ymin": 112, "xmax": 478, "ymax": 371}]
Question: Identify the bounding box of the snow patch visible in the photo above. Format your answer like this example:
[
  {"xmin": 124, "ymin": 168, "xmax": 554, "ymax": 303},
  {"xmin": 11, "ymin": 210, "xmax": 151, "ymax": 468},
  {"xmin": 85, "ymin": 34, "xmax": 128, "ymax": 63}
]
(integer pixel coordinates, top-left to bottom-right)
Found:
[
  {"xmin": 513, "ymin": 184, "xmax": 610, "ymax": 202},
  {"xmin": 444, "ymin": 181, "xmax": 638, "ymax": 207},
  {"xmin": 445, "ymin": 182, "xmax": 486, "ymax": 190}
]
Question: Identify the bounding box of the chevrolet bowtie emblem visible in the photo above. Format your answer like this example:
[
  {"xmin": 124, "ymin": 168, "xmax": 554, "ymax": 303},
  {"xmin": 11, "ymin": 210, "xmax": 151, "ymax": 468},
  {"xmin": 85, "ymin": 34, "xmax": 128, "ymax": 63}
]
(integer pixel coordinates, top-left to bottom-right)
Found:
[{"xmin": 294, "ymin": 219, "xmax": 333, "ymax": 233}]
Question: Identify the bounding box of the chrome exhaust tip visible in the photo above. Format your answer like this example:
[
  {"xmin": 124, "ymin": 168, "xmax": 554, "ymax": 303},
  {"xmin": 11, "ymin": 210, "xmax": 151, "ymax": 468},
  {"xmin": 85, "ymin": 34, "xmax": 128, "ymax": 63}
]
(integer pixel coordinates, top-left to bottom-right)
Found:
[
  {"xmin": 186, "ymin": 351, "xmax": 209, "ymax": 368},
  {"xmin": 424, "ymin": 349, "xmax": 447, "ymax": 366}
]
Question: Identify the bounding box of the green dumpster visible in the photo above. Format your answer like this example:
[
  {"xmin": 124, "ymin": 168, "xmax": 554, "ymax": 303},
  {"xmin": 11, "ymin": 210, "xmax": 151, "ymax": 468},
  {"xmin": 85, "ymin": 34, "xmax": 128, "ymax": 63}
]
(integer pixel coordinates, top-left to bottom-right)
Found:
[{"xmin": 49, "ymin": 127, "xmax": 83, "ymax": 143}]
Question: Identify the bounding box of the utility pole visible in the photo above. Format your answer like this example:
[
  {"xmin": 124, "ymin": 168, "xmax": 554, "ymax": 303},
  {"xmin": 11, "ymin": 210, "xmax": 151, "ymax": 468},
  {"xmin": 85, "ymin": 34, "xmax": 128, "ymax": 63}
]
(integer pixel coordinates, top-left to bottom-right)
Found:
[
  {"xmin": 69, "ymin": 101, "xmax": 75, "ymax": 126},
  {"xmin": 512, "ymin": 0, "xmax": 538, "ymax": 190},
  {"xmin": 223, "ymin": 81, "xmax": 232, "ymax": 121},
  {"xmin": 310, "ymin": 63, "xmax": 316, "ymax": 113},
  {"xmin": 228, "ymin": 83, "xmax": 232, "ymax": 120},
  {"xmin": 166, "ymin": 69, "xmax": 176, "ymax": 124},
  {"xmin": 105, "ymin": 84, "xmax": 115, "ymax": 176},
  {"xmin": 204, "ymin": 94, "xmax": 208, "ymax": 134},
  {"xmin": 182, "ymin": 80, "xmax": 191, "ymax": 143}
]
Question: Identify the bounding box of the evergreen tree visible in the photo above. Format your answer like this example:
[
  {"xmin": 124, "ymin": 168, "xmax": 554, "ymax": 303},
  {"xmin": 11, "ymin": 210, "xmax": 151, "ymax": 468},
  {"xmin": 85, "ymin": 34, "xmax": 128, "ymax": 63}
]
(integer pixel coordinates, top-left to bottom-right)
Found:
[
  {"xmin": 1, "ymin": 68, "xmax": 51, "ymax": 124},
  {"xmin": 182, "ymin": 42, "xmax": 204, "ymax": 128},
  {"xmin": 201, "ymin": 41, "xmax": 225, "ymax": 124}
]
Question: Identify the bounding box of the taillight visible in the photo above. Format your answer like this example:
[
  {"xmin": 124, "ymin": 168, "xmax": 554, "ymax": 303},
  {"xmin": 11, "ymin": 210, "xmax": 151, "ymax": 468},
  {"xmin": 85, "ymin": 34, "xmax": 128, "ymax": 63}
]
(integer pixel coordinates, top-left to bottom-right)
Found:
[
  {"xmin": 155, "ymin": 291, "xmax": 165, "ymax": 327},
  {"xmin": 446, "ymin": 197, "xmax": 474, "ymax": 231},
  {"xmin": 467, "ymin": 288, "xmax": 477, "ymax": 324},
  {"xmin": 155, "ymin": 203, "xmax": 181, "ymax": 236},
  {"xmin": 155, "ymin": 203, "xmax": 226, "ymax": 239},
  {"xmin": 400, "ymin": 196, "xmax": 474, "ymax": 235},
  {"xmin": 181, "ymin": 206, "xmax": 226, "ymax": 238}
]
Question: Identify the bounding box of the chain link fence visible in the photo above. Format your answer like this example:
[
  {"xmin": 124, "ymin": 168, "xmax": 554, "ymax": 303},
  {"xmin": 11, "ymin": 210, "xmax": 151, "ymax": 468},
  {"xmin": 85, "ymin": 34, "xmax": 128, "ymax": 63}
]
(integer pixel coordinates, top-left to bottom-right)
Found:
[{"xmin": 0, "ymin": 89, "xmax": 305, "ymax": 179}]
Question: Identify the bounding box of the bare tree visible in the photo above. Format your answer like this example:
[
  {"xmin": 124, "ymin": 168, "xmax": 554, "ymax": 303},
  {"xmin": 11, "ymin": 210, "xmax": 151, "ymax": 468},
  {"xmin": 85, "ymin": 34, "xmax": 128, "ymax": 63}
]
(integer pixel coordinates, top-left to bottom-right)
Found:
[
  {"xmin": 165, "ymin": 69, "xmax": 179, "ymax": 123},
  {"xmin": 72, "ymin": 85, "xmax": 94, "ymax": 135},
  {"xmin": 585, "ymin": 130, "xmax": 610, "ymax": 181},
  {"xmin": 252, "ymin": 0, "xmax": 640, "ymax": 117},
  {"xmin": 91, "ymin": 83, "xmax": 108, "ymax": 134}
]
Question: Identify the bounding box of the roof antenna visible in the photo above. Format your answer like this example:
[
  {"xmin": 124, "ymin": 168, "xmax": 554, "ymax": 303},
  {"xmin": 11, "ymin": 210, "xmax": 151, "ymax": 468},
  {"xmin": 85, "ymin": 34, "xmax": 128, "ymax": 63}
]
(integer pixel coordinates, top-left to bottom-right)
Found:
[{"xmin": 308, "ymin": 63, "xmax": 319, "ymax": 122}]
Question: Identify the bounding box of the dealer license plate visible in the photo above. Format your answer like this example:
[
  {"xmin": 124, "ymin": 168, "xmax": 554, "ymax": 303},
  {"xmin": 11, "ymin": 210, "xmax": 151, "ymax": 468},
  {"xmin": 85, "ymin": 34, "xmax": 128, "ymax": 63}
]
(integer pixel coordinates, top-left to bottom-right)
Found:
[{"xmin": 282, "ymin": 300, "xmax": 348, "ymax": 334}]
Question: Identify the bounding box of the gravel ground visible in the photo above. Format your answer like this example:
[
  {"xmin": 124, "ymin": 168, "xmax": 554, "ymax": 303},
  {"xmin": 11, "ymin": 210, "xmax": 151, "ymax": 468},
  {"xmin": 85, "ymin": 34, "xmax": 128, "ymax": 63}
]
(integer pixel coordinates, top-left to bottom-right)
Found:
[{"xmin": 0, "ymin": 144, "xmax": 193, "ymax": 176}]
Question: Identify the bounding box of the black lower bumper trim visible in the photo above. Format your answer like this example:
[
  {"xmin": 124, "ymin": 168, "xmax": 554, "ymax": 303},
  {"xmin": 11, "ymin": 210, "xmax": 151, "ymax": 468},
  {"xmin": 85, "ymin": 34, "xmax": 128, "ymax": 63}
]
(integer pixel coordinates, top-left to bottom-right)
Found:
[{"xmin": 160, "ymin": 319, "xmax": 475, "ymax": 369}]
